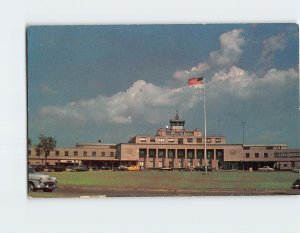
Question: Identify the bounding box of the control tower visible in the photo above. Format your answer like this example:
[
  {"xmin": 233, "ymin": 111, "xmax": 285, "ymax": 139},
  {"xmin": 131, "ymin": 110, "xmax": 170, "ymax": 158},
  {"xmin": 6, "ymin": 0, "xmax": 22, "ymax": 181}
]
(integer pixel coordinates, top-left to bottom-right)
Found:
[{"xmin": 169, "ymin": 111, "xmax": 185, "ymax": 130}]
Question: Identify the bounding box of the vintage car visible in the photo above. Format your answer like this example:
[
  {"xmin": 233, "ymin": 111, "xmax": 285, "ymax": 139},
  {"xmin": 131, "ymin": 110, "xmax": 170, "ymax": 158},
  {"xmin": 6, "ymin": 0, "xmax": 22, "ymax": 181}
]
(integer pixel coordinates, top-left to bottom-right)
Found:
[
  {"xmin": 113, "ymin": 165, "xmax": 127, "ymax": 171},
  {"xmin": 65, "ymin": 165, "xmax": 74, "ymax": 172},
  {"xmin": 292, "ymin": 168, "xmax": 300, "ymax": 173},
  {"xmin": 159, "ymin": 167, "xmax": 174, "ymax": 171},
  {"xmin": 99, "ymin": 166, "xmax": 111, "ymax": 170},
  {"xmin": 28, "ymin": 166, "xmax": 57, "ymax": 192},
  {"xmin": 291, "ymin": 179, "xmax": 300, "ymax": 189},
  {"xmin": 179, "ymin": 167, "xmax": 195, "ymax": 171},
  {"xmin": 194, "ymin": 166, "xmax": 213, "ymax": 172},
  {"xmin": 71, "ymin": 166, "xmax": 89, "ymax": 172},
  {"xmin": 43, "ymin": 165, "xmax": 66, "ymax": 172},
  {"xmin": 126, "ymin": 165, "xmax": 140, "ymax": 171},
  {"xmin": 113, "ymin": 165, "xmax": 139, "ymax": 171},
  {"xmin": 258, "ymin": 166, "xmax": 275, "ymax": 172},
  {"xmin": 89, "ymin": 166, "xmax": 99, "ymax": 171}
]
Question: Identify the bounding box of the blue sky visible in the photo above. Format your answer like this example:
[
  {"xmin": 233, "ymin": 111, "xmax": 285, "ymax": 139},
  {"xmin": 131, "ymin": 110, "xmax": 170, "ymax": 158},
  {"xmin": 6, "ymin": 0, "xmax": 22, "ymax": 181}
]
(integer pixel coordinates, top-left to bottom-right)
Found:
[{"xmin": 27, "ymin": 24, "xmax": 299, "ymax": 148}]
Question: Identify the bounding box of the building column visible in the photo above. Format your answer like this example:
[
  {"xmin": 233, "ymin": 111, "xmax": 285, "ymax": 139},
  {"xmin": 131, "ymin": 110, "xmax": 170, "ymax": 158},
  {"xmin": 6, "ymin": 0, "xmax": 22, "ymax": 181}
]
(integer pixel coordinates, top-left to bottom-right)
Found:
[
  {"xmin": 193, "ymin": 149, "xmax": 197, "ymax": 167},
  {"xmin": 174, "ymin": 150, "xmax": 178, "ymax": 168}
]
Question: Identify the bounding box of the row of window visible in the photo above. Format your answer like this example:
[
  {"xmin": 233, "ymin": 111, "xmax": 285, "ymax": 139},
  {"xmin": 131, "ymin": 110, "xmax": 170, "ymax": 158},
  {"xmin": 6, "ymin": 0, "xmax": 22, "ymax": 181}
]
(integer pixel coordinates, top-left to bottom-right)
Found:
[
  {"xmin": 244, "ymin": 146, "xmax": 282, "ymax": 150},
  {"xmin": 140, "ymin": 137, "xmax": 222, "ymax": 144},
  {"xmin": 274, "ymin": 152, "xmax": 300, "ymax": 158},
  {"xmin": 29, "ymin": 150, "xmax": 114, "ymax": 157},
  {"xmin": 164, "ymin": 131, "xmax": 194, "ymax": 136},
  {"xmin": 142, "ymin": 161, "xmax": 200, "ymax": 168},
  {"xmin": 139, "ymin": 148, "xmax": 224, "ymax": 160},
  {"xmin": 245, "ymin": 153, "xmax": 269, "ymax": 158}
]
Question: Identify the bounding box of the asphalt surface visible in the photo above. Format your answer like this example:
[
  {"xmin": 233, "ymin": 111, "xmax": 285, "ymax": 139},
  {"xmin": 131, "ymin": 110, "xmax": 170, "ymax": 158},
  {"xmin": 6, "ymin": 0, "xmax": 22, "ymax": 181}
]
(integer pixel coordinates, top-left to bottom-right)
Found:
[{"xmin": 55, "ymin": 184, "xmax": 300, "ymax": 197}]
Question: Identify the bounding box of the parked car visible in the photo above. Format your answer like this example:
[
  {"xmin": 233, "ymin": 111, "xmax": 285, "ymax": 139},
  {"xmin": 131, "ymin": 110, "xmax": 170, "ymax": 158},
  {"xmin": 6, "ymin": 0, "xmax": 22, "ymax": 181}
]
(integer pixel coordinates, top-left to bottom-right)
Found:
[
  {"xmin": 258, "ymin": 166, "xmax": 275, "ymax": 172},
  {"xmin": 31, "ymin": 165, "xmax": 46, "ymax": 172},
  {"xmin": 43, "ymin": 165, "xmax": 66, "ymax": 172},
  {"xmin": 180, "ymin": 167, "xmax": 195, "ymax": 171},
  {"xmin": 71, "ymin": 166, "xmax": 89, "ymax": 172},
  {"xmin": 113, "ymin": 165, "xmax": 134, "ymax": 171},
  {"xmin": 292, "ymin": 168, "xmax": 300, "ymax": 173},
  {"xmin": 118, "ymin": 165, "xmax": 129, "ymax": 171},
  {"xmin": 291, "ymin": 179, "xmax": 300, "ymax": 189},
  {"xmin": 194, "ymin": 166, "xmax": 213, "ymax": 171},
  {"xmin": 99, "ymin": 166, "xmax": 111, "ymax": 170},
  {"xmin": 159, "ymin": 167, "xmax": 174, "ymax": 171},
  {"xmin": 126, "ymin": 165, "xmax": 140, "ymax": 171},
  {"xmin": 28, "ymin": 166, "xmax": 57, "ymax": 192},
  {"xmin": 89, "ymin": 166, "xmax": 99, "ymax": 171},
  {"xmin": 65, "ymin": 165, "xmax": 74, "ymax": 172}
]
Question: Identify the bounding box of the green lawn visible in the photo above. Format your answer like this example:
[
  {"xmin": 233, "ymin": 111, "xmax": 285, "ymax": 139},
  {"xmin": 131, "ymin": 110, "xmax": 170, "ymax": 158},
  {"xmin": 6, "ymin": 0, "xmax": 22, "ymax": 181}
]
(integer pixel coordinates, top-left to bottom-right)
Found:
[{"xmin": 42, "ymin": 170, "xmax": 298, "ymax": 190}]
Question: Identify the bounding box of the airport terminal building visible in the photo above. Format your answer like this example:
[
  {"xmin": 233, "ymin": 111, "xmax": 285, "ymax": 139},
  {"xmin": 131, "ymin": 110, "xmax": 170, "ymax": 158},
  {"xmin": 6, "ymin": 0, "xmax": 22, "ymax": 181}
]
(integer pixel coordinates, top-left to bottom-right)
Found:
[{"xmin": 28, "ymin": 112, "xmax": 300, "ymax": 170}]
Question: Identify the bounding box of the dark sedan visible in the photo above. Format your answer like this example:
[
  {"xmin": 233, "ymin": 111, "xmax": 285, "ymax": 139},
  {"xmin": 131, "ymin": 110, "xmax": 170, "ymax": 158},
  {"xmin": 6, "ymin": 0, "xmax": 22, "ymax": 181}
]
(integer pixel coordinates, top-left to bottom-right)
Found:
[
  {"xmin": 291, "ymin": 179, "xmax": 300, "ymax": 189},
  {"xmin": 71, "ymin": 166, "xmax": 89, "ymax": 172},
  {"xmin": 194, "ymin": 166, "xmax": 213, "ymax": 171}
]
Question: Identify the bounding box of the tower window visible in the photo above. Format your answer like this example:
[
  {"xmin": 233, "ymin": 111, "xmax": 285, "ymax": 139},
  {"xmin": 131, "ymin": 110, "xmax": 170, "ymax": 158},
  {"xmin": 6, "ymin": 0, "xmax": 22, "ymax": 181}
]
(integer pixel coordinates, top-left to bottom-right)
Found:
[
  {"xmin": 168, "ymin": 138, "xmax": 174, "ymax": 143},
  {"xmin": 140, "ymin": 137, "xmax": 146, "ymax": 142},
  {"xmin": 150, "ymin": 138, "xmax": 155, "ymax": 142}
]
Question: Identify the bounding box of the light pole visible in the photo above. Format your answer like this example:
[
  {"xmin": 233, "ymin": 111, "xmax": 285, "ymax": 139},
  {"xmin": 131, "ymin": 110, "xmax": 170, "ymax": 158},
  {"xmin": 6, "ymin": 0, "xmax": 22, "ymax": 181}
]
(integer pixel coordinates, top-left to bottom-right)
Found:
[
  {"xmin": 242, "ymin": 121, "xmax": 246, "ymax": 145},
  {"xmin": 241, "ymin": 121, "xmax": 246, "ymax": 171}
]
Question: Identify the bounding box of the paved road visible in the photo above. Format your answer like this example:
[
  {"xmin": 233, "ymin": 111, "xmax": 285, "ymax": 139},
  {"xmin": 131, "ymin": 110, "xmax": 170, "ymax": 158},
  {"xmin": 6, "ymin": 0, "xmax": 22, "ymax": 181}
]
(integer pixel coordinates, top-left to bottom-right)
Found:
[{"xmin": 55, "ymin": 184, "xmax": 300, "ymax": 197}]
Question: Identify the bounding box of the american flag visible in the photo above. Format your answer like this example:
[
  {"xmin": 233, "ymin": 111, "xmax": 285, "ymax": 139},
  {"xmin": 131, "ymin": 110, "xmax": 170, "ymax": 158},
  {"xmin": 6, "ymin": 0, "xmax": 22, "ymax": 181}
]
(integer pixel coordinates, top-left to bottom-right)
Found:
[{"xmin": 188, "ymin": 77, "xmax": 204, "ymax": 87}]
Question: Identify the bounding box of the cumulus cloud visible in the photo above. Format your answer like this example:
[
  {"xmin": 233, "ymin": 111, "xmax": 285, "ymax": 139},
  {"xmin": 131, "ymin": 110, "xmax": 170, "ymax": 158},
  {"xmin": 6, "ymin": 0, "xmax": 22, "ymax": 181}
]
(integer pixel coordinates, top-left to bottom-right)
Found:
[
  {"xmin": 209, "ymin": 29, "xmax": 245, "ymax": 66},
  {"xmin": 210, "ymin": 66, "xmax": 255, "ymax": 97},
  {"xmin": 210, "ymin": 66, "xmax": 298, "ymax": 97},
  {"xmin": 262, "ymin": 33, "xmax": 286, "ymax": 57},
  {"xmin": 260, "ymin": 33, "xmax": 287, "ymax": 69},
  {"xmin": 39, "ymin": 65, "xmax": 298, "ymax": 127},
  {"xmin": 173, "ymin": 29, "xmax": 244, "ymax": 82},
  {"xmin": 37, "ymin": 28, "xmax": 298, "ymax": 130},
  {"xmin": 40, "ymin": 80, "xmax": 201, "ymax": 126},
  {"xmin": 173, "ymin": 63, "xmax": 210, "ymax": 81}
]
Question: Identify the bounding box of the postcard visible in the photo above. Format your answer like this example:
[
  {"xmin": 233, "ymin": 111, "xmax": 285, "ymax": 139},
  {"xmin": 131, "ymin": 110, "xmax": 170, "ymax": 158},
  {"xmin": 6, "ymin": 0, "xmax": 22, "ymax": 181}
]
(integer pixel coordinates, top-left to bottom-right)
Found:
[{"xmin": 27, "ymin": 24, "xmax": 300, "ymax": 197}]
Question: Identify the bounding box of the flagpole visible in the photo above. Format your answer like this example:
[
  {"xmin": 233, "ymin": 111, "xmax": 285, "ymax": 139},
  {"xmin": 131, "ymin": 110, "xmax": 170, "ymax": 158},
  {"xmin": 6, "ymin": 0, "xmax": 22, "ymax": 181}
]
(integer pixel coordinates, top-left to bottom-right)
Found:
[{"xmin": 203, "ymin": 76, "xmax": 207, "ymax": 174}]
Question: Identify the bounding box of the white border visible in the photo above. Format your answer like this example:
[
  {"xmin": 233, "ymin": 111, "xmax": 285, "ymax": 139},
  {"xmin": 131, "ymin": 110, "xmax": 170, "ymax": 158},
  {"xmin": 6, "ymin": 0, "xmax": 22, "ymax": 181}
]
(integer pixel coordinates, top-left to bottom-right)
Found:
[{"xmin": 0, "ymin": 1, "xmax": 299, "ymax": 233}]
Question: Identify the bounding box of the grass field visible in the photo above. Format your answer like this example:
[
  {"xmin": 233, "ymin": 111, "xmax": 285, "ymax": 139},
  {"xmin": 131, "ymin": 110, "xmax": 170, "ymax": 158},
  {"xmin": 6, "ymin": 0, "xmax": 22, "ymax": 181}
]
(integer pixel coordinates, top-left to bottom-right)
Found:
[{"xmin": 28, "ymin": 170, "xmax": 299, "ymax": 198}]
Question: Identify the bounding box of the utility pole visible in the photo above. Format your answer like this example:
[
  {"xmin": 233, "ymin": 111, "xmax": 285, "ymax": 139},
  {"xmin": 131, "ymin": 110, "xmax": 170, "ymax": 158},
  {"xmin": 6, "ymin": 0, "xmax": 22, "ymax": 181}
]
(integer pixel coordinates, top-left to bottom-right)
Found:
[
  {"xmin": 241, "ymin": 121, "xmax": 246, "ymax": 145},
  {"xmin": 241, "ymin": 121, "xmax": 246, "ymax": 171}
]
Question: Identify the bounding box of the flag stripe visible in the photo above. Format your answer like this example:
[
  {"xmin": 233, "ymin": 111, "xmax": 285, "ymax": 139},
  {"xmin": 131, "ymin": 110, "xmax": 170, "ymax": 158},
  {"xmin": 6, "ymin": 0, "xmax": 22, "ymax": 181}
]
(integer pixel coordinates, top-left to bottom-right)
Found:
[{"xmin": 188, "ymin": 77, "xmax": 204, "ymax": 86}]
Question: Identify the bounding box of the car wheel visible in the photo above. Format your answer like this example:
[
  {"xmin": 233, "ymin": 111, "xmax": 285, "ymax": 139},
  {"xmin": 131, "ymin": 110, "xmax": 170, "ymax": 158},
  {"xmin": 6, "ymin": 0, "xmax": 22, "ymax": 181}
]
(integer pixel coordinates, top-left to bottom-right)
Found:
[{"xmin": 28, "ymin": 182, "xmax": 35, "ymax": 192}]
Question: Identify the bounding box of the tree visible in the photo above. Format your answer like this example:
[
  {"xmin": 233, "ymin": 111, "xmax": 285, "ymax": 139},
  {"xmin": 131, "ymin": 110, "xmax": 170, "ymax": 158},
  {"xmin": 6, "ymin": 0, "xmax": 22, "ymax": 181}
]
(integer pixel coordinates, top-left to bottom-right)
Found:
[{"xmin": 37, "ymin": 134, "xmax": 57, "ymax": 164}]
